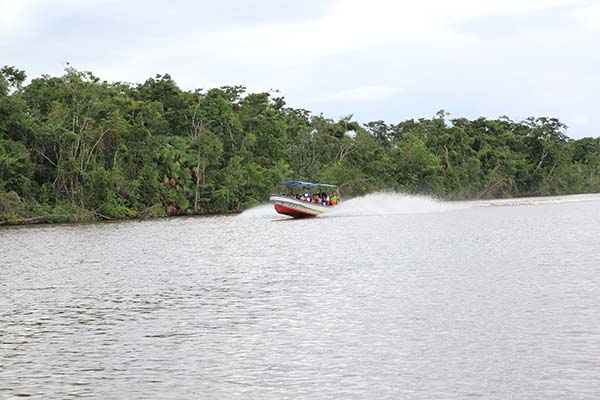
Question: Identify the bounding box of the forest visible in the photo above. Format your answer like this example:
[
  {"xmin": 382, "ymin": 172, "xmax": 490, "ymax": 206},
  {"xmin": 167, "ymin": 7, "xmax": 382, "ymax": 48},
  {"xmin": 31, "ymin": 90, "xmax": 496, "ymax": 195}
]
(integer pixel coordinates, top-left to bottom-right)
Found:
[{"xmin": 1, "ymin": 66, "xmax": 599, "ymax": 224}]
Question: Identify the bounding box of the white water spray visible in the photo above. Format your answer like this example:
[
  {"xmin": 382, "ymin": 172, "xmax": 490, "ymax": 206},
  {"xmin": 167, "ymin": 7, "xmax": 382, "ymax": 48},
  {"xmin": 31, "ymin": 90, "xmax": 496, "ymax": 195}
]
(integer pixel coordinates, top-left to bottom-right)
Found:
[
  {"xmin": 238, "ymin": 192, "xmax": 467, "ymax": 219},
  {"xmin": 238, "ymin": 204, "xmax": 279, "ymax": 219},
  {"xmin": 237, "ymin": 192, "xmax": 600, "ymax": 219},
  {"xmin": 324, "ymin": 192, "xmax": 468, "ymax": 217}
]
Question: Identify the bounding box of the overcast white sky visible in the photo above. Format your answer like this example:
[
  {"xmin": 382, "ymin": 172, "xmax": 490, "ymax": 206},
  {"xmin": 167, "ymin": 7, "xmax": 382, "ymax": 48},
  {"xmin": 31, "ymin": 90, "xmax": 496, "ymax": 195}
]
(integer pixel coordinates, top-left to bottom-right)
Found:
[{"xmin": 1, "ymin": 0, "xmax": 599, "ymax": 138}]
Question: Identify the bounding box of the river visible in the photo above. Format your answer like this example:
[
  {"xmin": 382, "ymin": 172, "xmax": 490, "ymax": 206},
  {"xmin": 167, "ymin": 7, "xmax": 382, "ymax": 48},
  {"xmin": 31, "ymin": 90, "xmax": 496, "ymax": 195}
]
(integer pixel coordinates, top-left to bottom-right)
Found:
[{"xmin": 2, "ymin": 193, "xmax": 600, "ymax": 399}]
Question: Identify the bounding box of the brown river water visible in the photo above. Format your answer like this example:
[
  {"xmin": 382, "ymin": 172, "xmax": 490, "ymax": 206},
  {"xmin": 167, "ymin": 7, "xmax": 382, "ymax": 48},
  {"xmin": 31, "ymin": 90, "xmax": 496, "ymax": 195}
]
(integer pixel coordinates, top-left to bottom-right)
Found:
[{"xmin": 2, "ymin": 193, "xmax": 600, "ymax": 399}]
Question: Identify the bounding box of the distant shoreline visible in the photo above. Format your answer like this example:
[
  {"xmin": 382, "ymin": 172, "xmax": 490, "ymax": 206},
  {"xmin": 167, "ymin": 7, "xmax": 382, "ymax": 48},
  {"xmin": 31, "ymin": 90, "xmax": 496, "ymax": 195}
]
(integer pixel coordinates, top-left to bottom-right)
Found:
[
  {"xmin": 3, "ymin": 191, "xmax": 600, "ymax": 228},
  {"xmin": 2, "ymin": 67, "xmax": 599, "ymax": 228}
]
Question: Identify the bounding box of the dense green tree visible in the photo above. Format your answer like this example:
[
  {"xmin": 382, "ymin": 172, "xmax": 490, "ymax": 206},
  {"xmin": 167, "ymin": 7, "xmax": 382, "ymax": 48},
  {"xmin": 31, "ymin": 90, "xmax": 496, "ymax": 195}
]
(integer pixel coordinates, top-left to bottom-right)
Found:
[{"xmin": 0, "ymin": 65, "xmax": 598, "ymax": 225}]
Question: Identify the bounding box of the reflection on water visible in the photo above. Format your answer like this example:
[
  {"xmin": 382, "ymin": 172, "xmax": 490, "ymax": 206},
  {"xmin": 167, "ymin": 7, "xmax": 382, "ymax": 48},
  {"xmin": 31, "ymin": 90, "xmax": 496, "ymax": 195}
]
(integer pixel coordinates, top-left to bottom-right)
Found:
[{"xmin": 2, "ymin": 194, "xmax": 600, "ymax": 399}]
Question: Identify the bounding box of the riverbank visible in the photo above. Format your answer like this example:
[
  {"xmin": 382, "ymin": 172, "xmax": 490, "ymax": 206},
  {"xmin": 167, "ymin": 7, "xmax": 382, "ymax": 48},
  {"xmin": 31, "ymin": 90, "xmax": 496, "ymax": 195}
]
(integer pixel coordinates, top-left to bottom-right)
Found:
[
  {"xmin": 0, "ymin": 190, "xmax": 247, "ymax": 227},
  {"xmin": 3, "ymin": 67, "xmax": 600, "ymax": 230},
  {"xmin": 3, "ymin": 189, "xmax": 600, "ymax": 227},
  {"xmin": 0, "ymin": 191, "xmax": 178, "ymax": 226}
]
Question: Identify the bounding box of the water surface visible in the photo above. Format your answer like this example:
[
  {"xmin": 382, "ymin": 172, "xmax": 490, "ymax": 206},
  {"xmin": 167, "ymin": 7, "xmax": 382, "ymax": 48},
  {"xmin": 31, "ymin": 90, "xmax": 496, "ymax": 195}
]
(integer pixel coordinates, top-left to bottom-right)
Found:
[{"xmin": 2, "ymin": 193, "xmax": 600, "ymax": 399}]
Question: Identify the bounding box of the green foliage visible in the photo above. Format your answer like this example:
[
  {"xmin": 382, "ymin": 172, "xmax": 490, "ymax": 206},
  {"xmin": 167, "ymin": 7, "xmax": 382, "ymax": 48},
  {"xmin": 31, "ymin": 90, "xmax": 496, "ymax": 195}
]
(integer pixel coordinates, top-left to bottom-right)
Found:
[
  {"xmin": 0, "ymin": 66, "xmax": 598, "ymax": 225},
  {"xmin": 39, "ymin": 202, "xmax": 97, "ymax": 224},
  {"xmin": 0, "ymin": 139, "xmax": 34, "ymax": 195},
  {"xmin": 0, "ymin": 191, "xmax": 32, "ymax": 224}
]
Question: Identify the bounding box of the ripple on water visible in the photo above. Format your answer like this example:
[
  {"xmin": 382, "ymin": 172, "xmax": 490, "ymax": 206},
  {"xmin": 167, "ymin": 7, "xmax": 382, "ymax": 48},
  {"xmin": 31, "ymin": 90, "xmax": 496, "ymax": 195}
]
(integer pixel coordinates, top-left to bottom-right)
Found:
[{"xmin": 2, "ymin": 196, "xmax": 600, "ymax": 399}]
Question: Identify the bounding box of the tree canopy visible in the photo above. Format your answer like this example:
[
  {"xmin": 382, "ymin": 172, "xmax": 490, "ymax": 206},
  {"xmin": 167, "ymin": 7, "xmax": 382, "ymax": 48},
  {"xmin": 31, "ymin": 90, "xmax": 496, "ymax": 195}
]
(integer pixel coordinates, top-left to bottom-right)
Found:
[{"xmin": 1, "ymin": 66, "xmax": 598, "ymax": 224}]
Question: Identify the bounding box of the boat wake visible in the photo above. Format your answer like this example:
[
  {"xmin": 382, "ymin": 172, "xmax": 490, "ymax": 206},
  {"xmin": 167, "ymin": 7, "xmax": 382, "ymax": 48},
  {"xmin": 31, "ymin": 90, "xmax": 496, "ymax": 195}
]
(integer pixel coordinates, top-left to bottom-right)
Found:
[
  {"xmin": 470, "ymin": 193, "xmax": 600, "ymax": 208},
  {"xmin": 238, "ymin": 192, "xmax": 466, "ymax": 219},
  {"xmin": 237, "ymin": 192, "xmax": 600, "ymax": 220},
  {"xmin": 323, "ymin": 192, "xmax": 467, "ymax": 218},
  {"xmin": 237, "ymin": 204, "xmax": 279, "ymax": 219}
]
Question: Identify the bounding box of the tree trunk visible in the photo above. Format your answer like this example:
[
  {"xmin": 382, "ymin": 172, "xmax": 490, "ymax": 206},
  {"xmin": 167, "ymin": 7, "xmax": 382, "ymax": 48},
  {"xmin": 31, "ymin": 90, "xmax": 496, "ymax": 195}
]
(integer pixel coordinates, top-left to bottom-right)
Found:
[
  {"xmin": 444, "ymin": 146, "xmax": 452, "ymax": 171},
  {"xmin": 194, "ymin": 148, "xmax": 201, "ymax": 213}
]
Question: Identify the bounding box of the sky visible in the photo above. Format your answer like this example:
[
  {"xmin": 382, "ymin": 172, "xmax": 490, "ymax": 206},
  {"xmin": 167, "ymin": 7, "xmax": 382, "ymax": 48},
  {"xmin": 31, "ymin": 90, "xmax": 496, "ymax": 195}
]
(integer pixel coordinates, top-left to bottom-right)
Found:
[{"xmin": 1, "ymin": 0, "xmax": 599, "ymax": 138}]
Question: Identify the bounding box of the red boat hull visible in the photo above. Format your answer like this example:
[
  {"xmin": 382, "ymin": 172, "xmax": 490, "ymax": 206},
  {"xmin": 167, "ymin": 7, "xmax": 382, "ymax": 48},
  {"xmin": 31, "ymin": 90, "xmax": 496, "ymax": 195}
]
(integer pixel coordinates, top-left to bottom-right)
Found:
[{"xmin": 274, "ymin": 204, "xmax": 318, "ymax": 218}]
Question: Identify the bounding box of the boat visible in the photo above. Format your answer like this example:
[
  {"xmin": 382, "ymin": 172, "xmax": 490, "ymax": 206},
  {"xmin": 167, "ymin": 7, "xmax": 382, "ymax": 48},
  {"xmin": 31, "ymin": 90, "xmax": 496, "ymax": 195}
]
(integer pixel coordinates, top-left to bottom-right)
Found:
[{"xmin": 269, "ymin": 180, "xmax": 340, "ymax": 218}]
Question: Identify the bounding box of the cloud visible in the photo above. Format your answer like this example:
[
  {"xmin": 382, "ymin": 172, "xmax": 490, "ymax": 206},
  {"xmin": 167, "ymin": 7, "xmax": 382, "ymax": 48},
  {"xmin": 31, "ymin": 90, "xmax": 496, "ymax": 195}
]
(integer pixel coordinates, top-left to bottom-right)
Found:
[
  {"xmin": 312, "ymin": 85, "xmax": 402, "ymax": 103},
  {"xmin": 0, "ymin": 0, "xmax": 35, "ymax": 38},
  {"xmin": 0, "ymin": 0, "xmax": 121, "ymax": 38},
  {"xmin": 127, "ymin": 0, "xmax": 584, "ymax": 80},
  {"xmin": 1, "ymin": 0, "xmax": 599, "ymax": 137},
  {"xmin": 571, "ymin": 3, "xmax": 600, "ymax": 32}
]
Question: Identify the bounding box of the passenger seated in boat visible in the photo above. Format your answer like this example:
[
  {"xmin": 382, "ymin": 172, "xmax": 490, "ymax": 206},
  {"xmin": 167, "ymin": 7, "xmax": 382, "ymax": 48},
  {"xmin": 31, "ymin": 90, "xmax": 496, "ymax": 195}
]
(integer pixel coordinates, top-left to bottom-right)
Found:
[
  {"xmin": 318, "ymin": 192, "xmax": 326, "ymax": 206},
  {"xmin": 331, "ymin": 191, "xmax": 338, "ymax": 205}
]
